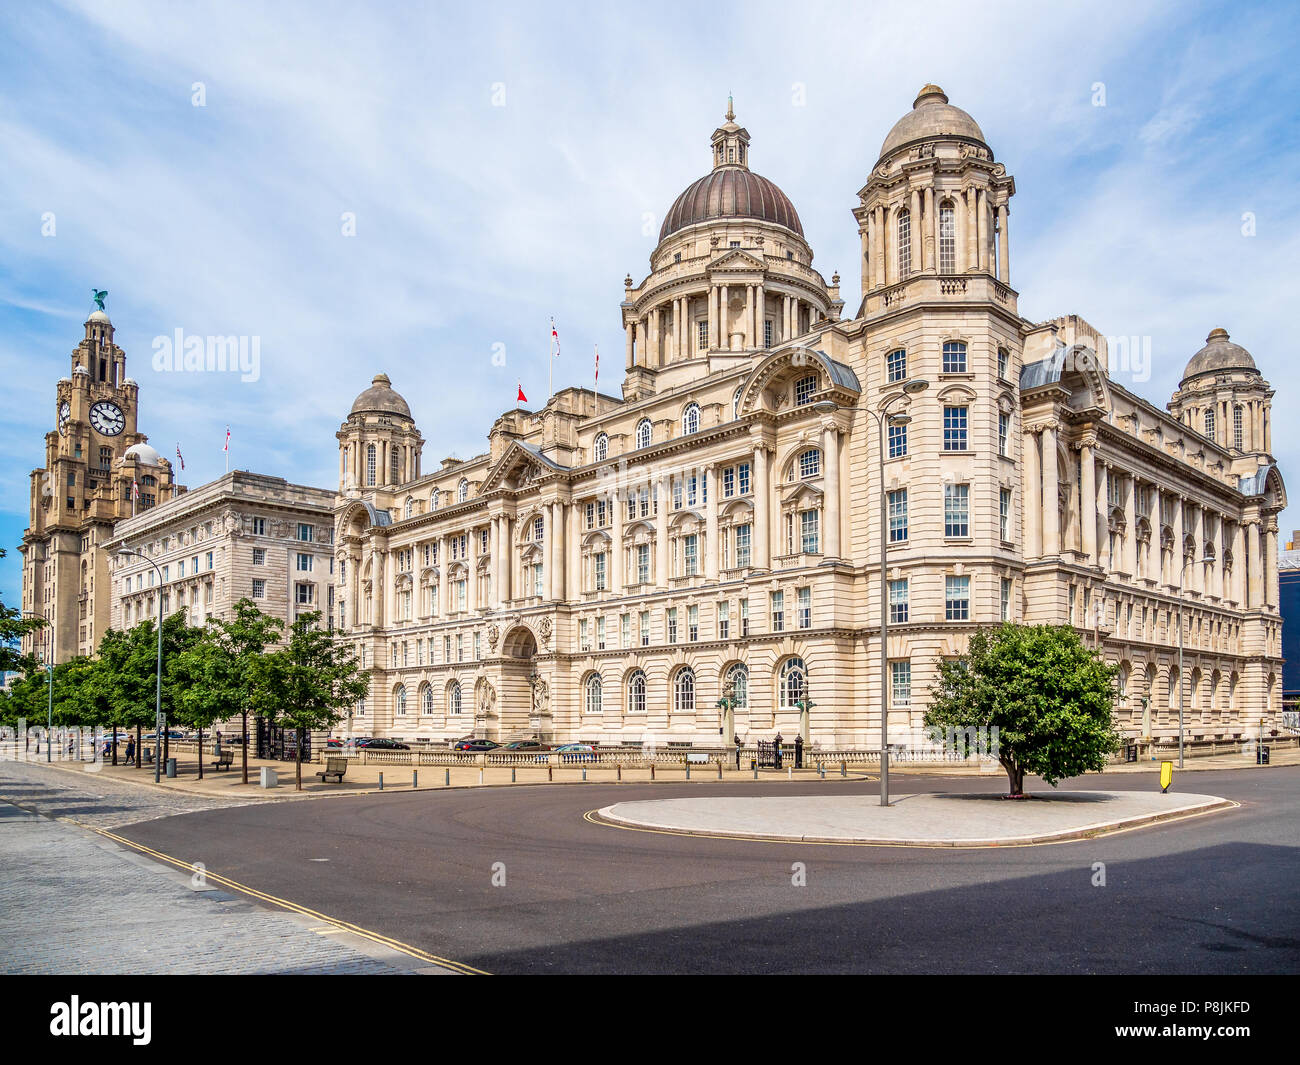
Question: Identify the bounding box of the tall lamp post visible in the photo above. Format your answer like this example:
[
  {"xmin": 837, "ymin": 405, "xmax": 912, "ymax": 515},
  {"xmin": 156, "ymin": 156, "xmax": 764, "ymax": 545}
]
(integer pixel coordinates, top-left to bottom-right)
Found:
[
  {"xmin": 816, "ymin": 377, "xmax": 929, "ymax": 808},
  {"xmin": 118, "ymin": 548, "xmax": 165, "ymax": 782},
  {"xmin": 1176, "ymin": 554, "xmax": 1212, "ymax": 769},
  {"xmin": 21, "ymin": 611, "xmax": 53, "ymax": 761}
]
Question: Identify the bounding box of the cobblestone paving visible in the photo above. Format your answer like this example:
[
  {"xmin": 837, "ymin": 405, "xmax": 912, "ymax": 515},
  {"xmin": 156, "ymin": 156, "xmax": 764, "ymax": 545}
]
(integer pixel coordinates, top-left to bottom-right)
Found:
[{"xmin": 0, "ymin": 762, "xmax": 441, "ymax": 975}]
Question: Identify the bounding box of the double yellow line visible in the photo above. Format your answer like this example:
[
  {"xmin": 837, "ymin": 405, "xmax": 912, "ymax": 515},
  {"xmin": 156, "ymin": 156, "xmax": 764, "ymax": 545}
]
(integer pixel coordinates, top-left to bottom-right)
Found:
[{"xmin": 70, "ymin": 818, "xmax": 489, "ymax": 975}]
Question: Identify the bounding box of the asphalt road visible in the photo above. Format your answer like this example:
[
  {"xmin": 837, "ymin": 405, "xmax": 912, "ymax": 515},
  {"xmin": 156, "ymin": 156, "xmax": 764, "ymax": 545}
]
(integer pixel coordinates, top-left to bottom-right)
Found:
[{"xmin": 116, "ymin": 768, "xmax": 1300, "ymax": 975}]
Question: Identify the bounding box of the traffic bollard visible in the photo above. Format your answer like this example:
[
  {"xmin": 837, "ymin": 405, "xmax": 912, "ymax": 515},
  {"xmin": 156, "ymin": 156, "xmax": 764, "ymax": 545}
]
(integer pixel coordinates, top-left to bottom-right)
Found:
[
  {"xmin": 841, "ymin": 760, "xmax": 847, "ymax": 778},
  {"xmin": 379, "ymin": 772, "xmax": 384, "ymax": 791},
  {"xmin": 445, "ymin": 768, "xmax": 450, "ymax": 786},
  {"xmin": 617, "ymin": 764, "xmax": 622, "ymax": 781},
  {"xmin": 650, "ymin": 763, "xmax": 656, "ymax": 781},
  {"xmin": 717, "ymin": 761, "xmax": 723, "ymax": 780},
  {"xmin": 582, "ymin": 766, "xmax": 587, "ymax": 781},
  {"xmin": 512, "ymin": 767, "xmax": 516, "ymax": 783},
  {"xmin": 478, "ymin": 768, "xmax": 484, "ymax": 785},
  {"xmin": 685, "ymin": 762, "xmax": 690, "ymax": 780},
  {"xmin": 413, "ymin": 770, "xmax": 418, "ymax": 789}
]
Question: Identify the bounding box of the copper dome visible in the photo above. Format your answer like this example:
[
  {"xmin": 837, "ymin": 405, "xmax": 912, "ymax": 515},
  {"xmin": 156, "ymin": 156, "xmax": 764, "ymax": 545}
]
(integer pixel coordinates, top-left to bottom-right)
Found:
[
  {"xmin": 659, "ymin": 166, "xmax": 803, "ymax": 241},
  {"xmin": 1181, "ymin": 328, "xmax": 1258, "ymax": 383},
  {"xmin": 350, "ymin": 373, "xmax": 412, "ymax": 418}
]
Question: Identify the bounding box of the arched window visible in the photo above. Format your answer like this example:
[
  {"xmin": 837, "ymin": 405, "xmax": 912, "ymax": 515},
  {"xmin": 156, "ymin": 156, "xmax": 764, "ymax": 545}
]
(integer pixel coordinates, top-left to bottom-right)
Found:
[
  {"xmin": 394, "ymin": 684, "xmax": 407, "ymax": 717},
  {"xmin": 798, "ymin": 448, "xmax": 821, "ymax": 480},
  {"xmin": 733, "ymin": 387, "xmax": 744, "ymax": 420},
  {"xmin": 448, "ymin": 681, "xmax": 462, "ymax": 716},
  {"xmin": 1233, "ymin": 405, "xmax": 1244, "ymax": 450},
  {"xmin": 584, "ymin": 673, "xmax": 603, "ymax": 715},
  {"xmin": 593, "ymin": 433, "xmax": 608, "ymax": 462},
  {"xmin": 886, "ymin": 348, "xmax": 906, "ymax": 384},
  {"xmin": 682, "ymin": 404, "xmax": 701, "ymax": 435},
  {"xmin": 390, "ymin": 447, "xmax": 401, "ymax": 484},
  {"xmin": 430, "ymin": 490, "xmax": 440, "ymax": 510},
  {"xmin": 366, "ymin": 444, "xmax": 377, "ymax": 486},
  {"xmin": 674, "ymin": 668, "xmax": 695, "ymax": 713},
  {"xmin": 725, "ymin": 663, "xmax": 748, "ymax": 708},
  {"xmin": 1167, "ymin": 667, "xmax": 1179, "ymax": 708},
  {"xmin": 942, "ymin": 341, "xmax": 967, "ymax": 373},
  {"xmin": 939, "ymin": 201, "xmax": 956, "ymax": 274},
  {"xmin": 897, "ymin": 208, "xmax": 911, "ymax": 276},
  {"xmin": 422, "ymin": 685, "xmax": 434, "ymax": 715},
  {"xmin": 404, "ymin": 496, "xmax": 414, "ymax": 519},
  {"xmin": 457, "ymin": 478, "xmax": 469, "ymax": 503},
  {"xmin": 627, "ymin": 670, "xmax": 646, "ymax": 714},
  {"xmin": 636, "ymin": 419, "xmax": 652, "ymax": 449},
  {"xmin": 1204, "ymin": 408, "xmax": 1215, "ymax": 439},
  {"xmin": 779, "ymin": 657, "xmax": 806, "ymax": 709}
]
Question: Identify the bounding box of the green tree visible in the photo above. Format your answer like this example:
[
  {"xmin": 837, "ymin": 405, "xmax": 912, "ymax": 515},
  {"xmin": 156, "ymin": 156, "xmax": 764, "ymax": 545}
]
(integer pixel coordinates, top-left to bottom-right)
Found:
[
  {"xmin": 260, "ymin": 612, "xmax": 369, "ymax": 790},
  {"xmin": 925, "ymin": 623, "xmax": 1122, "ymax": 797},
  {"xmin": 0, "ymin": 547, "xmax": 47, "ymax": 674}
]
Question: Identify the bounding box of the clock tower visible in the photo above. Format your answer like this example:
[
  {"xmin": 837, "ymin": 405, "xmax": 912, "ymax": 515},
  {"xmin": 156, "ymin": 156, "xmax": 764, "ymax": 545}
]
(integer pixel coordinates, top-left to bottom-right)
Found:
[{"xmin": 20, "ymin": 301, "xmax": 185, "ymax": 663}]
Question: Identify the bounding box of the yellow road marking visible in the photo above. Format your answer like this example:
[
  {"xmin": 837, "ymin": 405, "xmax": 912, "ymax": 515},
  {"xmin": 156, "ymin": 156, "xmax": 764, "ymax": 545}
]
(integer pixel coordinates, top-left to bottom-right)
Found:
[
  {"xmin": 65, "ymin": 818, "xmax": 489, "ymax": 975},
  {"xmin": 583, "ymin": 799, "xmax": 1239, "ymax": 849}
]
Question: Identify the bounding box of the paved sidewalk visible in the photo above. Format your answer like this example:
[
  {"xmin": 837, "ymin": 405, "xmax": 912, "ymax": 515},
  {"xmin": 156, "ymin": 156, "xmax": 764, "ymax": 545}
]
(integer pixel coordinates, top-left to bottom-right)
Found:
[
  {"xmin": 0, "ymin": 764, "xmax": 456, "ymax": 975},
  {"xmin": 596, "ymin": 790, "xmax": 1233, "ymax": 846}
]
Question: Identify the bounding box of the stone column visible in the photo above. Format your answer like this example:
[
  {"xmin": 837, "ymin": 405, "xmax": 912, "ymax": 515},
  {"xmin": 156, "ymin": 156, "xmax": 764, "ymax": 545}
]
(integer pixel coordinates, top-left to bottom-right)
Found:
[
  {"xmin": 924, "ymin": 186, "xmax": 936, "ymax": 272},
  {"xmin": 745, "ymin": 285, "xmax": 755, "ymax": 349},
  {"xmin": 1172, "ymin": 498, "xmax": 1184, "ymax": 591},
  {"xmin": 754, "ymin": 442, "xmax": 771, "ymax": 569},
  {"xmin": 1025, "ymin": 428, "xmax": 1042, "ymax": 558},
  {"xmin": 719, "ymin": 285, "xmax": 729, "ymax": 348},
  {"xmin": 542, "ymin": 514, "xmax": 553, "ymax": 600},
  {"xmin": 909, "ymin": 188, "xmax": 921, "ymax": 275},
  {"xmin": 1231, "ymin": 521, "xmax": 1245, "ymax": 604},
  {"xmin": 1145, "ymin": 497, "xmax": 1160, "ymax": 582},
  {"xmin": 1123, "ymin": 475, "xmax": 1138, "ymax": 575},
  {"xmin": 822, "ymin": 420, "xmax": 841, "ymax": 560},
  {"xmin": 349, "ymin": 548, "xmax": 360, "ymax": 627},
  {"xmin": 624, "ymin": 321, "xmax": 634, "ymax": 367},
  {"xmin": 1265, "ymin": 520, "xmax": 1278, "ymax": 608},
  {"xmin": 997, "ymin": 203, "xmax": 1009, "ymax": 283},
  {"xmin": 612, "ymin": 490, "xmax": 624, "ymax": 592},
  {"xmin": 976, "ymin": 189, "xmax": 988, "ymax": 272},
  {"xmin": 1042, "ymin": 425, "xmax": 1059, "ymax": 557},
  {"xmin": 372, "ymin": 548, "xmax": 385, "ymax": 627},
  {"xmin": 705, "ymin": 469, "xmax": 719, "ymax": 580},
  {"xmin": 874, "ymin": 205, "xmax": 887, "ymax": 288},
  {"xmin": 963, "ymin": 188, "xmax": 975, "ymax": 271},
  {"xmin": 1246, "ymin": 521, "xmax": 1262, "ymax": 607},
  {"xmin": 439, "ymin": 537, "xmax": 451, "ymax": 615},
  {"xmin": 1095, "ymin": 458, "xmax": 1110, "ymax": 569},
  {"xmin": 551, "ymin": 501, "xmax": 566, "ymax": 601},
  {"xmin": 1080, "ymin": 440, "xmax": 1096, "ymax": 562},
  {"xmin": 489, "ymin": 517, "xmax": 500, "ymax": 608},
  {"xmin": 648, "ymin": 308, "xmax": 660, "ymax": 369},
  {"xmin": 655, "ymin": 476, "xmax": 670, "ymax": 587},
  {"xmin": 755, "ymin": 282, "xmax": 766, "ymax": 348}
]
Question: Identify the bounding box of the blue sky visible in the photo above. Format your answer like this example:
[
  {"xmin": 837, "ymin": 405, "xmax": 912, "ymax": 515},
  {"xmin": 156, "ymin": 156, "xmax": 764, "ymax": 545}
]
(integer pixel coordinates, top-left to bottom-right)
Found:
[{"xmin": 2, "ymin": 0, "xmax": 1298, "ymax": 610}]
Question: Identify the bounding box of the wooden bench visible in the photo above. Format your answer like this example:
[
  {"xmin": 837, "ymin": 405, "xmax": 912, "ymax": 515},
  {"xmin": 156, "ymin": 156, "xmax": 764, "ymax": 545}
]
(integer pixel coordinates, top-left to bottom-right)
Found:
[
  {"xmin": 316, "ymin": 756, "xmax": 348, "ymax": 783},
  {"xmin": 210, "ymin": 750, "xmax": 235, "ymax": 771}
]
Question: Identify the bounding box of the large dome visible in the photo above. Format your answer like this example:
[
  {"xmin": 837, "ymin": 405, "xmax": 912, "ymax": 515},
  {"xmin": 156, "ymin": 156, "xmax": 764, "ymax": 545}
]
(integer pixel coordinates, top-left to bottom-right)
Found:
[
  {"xmin": 123, "ymin": 442, "xmax": 163, "ymax": 466},
  {"xmin": 350, "ymin": 373, "xmax": 412, "ymax": 418},
  {"xmin": 1181, "ymin": 328, "xmax": 1257, "ymax": 383},
  {"xmin": 659, "ymin": 167, "xmax": 803, "ymax": 241},
  {"xmin": 880, "ymin": 85, "xmax": 987, "ymax": 159}
]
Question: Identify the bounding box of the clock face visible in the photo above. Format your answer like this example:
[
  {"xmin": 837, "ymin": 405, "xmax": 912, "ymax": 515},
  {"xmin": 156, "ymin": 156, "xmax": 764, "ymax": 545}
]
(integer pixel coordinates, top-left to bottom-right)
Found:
[
  {"xmin": 57, "ymin": 401, "xmax": 70, "ymax": 435},
  {"xmin": 89, "ymin": 400, "xmax": 125, "ymax": 437}
]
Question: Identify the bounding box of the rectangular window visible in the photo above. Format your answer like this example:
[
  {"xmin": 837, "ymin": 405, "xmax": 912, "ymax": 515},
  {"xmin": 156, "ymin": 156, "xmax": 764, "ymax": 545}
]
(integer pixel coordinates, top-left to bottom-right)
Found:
[
  {"xmin": 297, "ymin": 523, "xmax": 313, "ymax": 543},
  {"xmin": 667, "ymin": 608, "xmax": 678, "ymax": 644},
  {"xmin": 719, "ymin": 601, "xmax": 730, "ymax": 640},
  {"xmin": 997, "ymin": 347, "xmax": 1009, "ymax": 380},
  {"xmin": 800, "ymin": 510, "xmax": 819, "ymax": 554},
  {"xmin": 738, "ymin": 463, "xmax": 751, "ymax": 495},
  {"xmin": 888, "ymin": 489, "xmax": 908, "ymax": 543},
  {"xmin": 888, "ymin": 578, "xmax": 909, "ymax": 624},
  {"xmin": 794, "ymin": 375, "xmax": 817, "ymax": 406},
  {"xmin": 945, "ymin": 576, "xmax": 971, "ymax": 621},
  {"xmin": 295, "ymin": 583, "xmax": 313, "ymax": 605},
  {"xmin": 764, "ymin": 319, "xmax": 773, "ymax": 348},
  {"xmin": 621, "ymin": 613, "xmax": 631, "ymax": 649},
  {"xmin": 687, "ymin": 605, "xmax": 698, "ymax": 642},
  {"xmin": 943, "ymin": 406, "xmax": 969, "ymax": 451},
  {"xmin": 698, "ymin": 320, "xmax": 708, "ymax": 350},
  {"xmin": 296, "ymin": 553, "xmax": 312, "ymax": 572},
  {"xmin": 735, "ymin": 524, "xmax": 752, "ymax": 568},
  {"xmin": 640, "ymin": 610, "xmax": 651, "ymax": 647},
  {"xmin": 771, "ymin": 590, "xmax": 785, "ymax": 632},
  {"xmin": 1000, "ymin": 488, "xmax": 1012, "ymax": 542},
  {"xmin": 1001, "ymin": 577, "xmax": 1012, "ymax": 621},
  {"xmin": 205, "ymin": 551, "xmax": 214, "ymax": 570},
  {"xmin": 898, "ymin": 210, "xmax": 911, "ymax": 275},
  {"xmin": 723, "ymin": 467, "xmax": 736, "ymax": 497},
  {"xmin": 944, "ymin": 483, "xmax": 970, "ymax": 538},
  {"xmin": 998, "ymin": 412, "xmax": 1010, "ymax": 456},
  {"xmin": 942, "ymin": 341, "xmax": 967, "ymax": 373},
  {"xmin": 597, "ymin": 616, "xmax": 606, "ymax": 650},
  {"xmin": 887, "ymin": 421, "xmax": 907, "ymax": 458},
  {"xmin": 161, "ymin": 565, "xmax": 169, "ymax": 582},
  {"xmin": 740, "ymin": 598, "xmax": 750, "ymax": 637},
  {"xmin": 891, "ymin": 660, "xmax": 912, "ymax": 706},
  {"xmin": 886, "ymin": 348, "xmax": 906, "ymax": 383},
  {"xmin": 636, "ymin": 544, "xmax": 650, "ymax": 584},
  {"xmin": 252, "ymin": 517, "xmax": 265, "ymax": 536},
  {"xmin": 797, "ymin": 587, "xmax": 811, "ymax": 629},
  {"xmin": 457, "ymin": 634, "xmax": 464, "ymax": 662},
  {"xmin": 533, "ymin": 563, "xmax": 544, "ymax": 597},
  {"xmin": 683, "ymin": 534, "xmax": 698, "ymax": 576},
  {"xmin": 455, "ymin": 579, "xmax": 466, "ymax": 612},
  {"xmin": 594, "ymin": 552, "xmax": 607, "ymax": 591}
]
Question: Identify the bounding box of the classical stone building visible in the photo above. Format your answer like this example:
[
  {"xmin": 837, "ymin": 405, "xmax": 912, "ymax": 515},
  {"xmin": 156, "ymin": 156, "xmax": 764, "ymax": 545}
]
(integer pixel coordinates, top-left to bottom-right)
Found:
[
  {"xmin": 334, "ymin": 87, "xmax": 1284, "ymax": 748},
  {"xmin": 105, "ymin": 471, "xmax": 337, "ymax": 635},
  {"xmin": 20, "ymin": 309, "xmax": 184, "ymax": 664}
]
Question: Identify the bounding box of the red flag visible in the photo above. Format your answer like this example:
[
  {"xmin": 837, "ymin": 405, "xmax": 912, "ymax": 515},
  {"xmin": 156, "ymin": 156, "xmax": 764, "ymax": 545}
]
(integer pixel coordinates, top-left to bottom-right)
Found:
[
  {"xmin": 594, "ymin": 343, "xmax": 599, "ymax": 383},
  {"xmin": 131, "ymin": 479, "xmax": 139, "ymax": 500},
  {"xmin": 223, "ymin": 426, "xmax": 230, "ymax": 452},
  {"xmin": 517, "ymin": 382, "xmax": 527, "ymax": 404},
  {"xmin": 175, "ymin": 443, "xmax": 185, "ymax": 470}
]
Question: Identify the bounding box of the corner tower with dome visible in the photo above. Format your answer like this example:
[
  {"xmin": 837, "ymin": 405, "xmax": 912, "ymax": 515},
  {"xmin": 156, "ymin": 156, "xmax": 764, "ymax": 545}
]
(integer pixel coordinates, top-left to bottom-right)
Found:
[
  {"xmin": 20, "ymin": 304, "xmax": 184, "ymax": 663},
  {"xmin": 328, "ymin": 87, "xmax": 1284, "ymax": 749}
]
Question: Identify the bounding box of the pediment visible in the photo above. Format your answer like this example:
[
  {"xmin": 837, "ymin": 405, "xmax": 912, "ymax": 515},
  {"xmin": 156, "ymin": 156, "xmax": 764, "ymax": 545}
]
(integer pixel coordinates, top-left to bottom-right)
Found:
[
  {"xmin": 481, "ymin": 439, "xmax": 567, "ymax": 493},
  {"xmin": 707, "ymin": 249, "xmax": 767, "ymax": 274}
]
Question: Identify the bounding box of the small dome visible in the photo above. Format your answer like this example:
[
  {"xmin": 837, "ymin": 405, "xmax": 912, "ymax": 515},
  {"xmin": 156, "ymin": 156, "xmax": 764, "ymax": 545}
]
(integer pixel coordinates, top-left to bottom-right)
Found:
[
  {"xmin": 350, "ymin": 373, "xmax": 412, "ymax": 418},
  {"xmin": 123, "ymin": 377, "xmax": 137, "ymax": 387},
  {"xmin": 123, "ymin": 442, "xmax": 163, "ymax": 466},
  {"xmin": 73, "ymin": 365, "xmax": 90, "ymax": 376},
  {"xmin": 879, "ymin": 84, "xmax": 987, "ymax": 159},
  {"xmin": 58, "ymin": 376, "xmax": 72, "ymax": 386},
  {"xmin": 87, "ymin": 309, "xmax": 111, "ymax": 324},
  {"xmin": 660, "ymin": 167, "xmax": 802, "ymax": 241},
  {"xmin": 1182, "ymin": 328, "xmax": 1258, "ymax": 383}
]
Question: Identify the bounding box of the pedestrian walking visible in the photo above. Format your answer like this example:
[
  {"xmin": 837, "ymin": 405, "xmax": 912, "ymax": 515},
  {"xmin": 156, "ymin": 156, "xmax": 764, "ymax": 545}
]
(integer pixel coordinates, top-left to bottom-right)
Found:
[{"xmin": 124, "ymin": 737, "xmax": 135, "ymax": 765}]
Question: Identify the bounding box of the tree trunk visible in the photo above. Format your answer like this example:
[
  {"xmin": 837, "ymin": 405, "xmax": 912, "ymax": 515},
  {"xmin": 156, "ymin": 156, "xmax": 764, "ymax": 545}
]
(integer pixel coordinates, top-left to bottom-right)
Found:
[
  {"xmin": 135, "ymin": 725, "xmax": 142, "ymax": 768},
  {"xmin": 295, "ymin": 727, "xmax": 303, "ymax": 791},
  {"xmin": 111, "ymin": 732, "xmax": 118, "ymax": 766},
  {"xmin": 163, "ymin": 724, "xmax": 170, "ymax": 768},
  {"xmin": 241, "ymin": 708, "xmax": 249, "ymax": 785},
  {"xmin": 1001, "ymin": 756, "xmax": 1025, "ymax": 797},
  {"xmin": 197, "ymin": 727, "xmax": 204, "ymax": 780}
]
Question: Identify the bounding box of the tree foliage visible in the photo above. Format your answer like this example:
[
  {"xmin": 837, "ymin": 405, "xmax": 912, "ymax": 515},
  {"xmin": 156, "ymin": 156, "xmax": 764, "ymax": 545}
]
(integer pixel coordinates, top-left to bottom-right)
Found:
[{"xmin": 925, "ymin": 623, "xmax": 1122, "ymax": 796}]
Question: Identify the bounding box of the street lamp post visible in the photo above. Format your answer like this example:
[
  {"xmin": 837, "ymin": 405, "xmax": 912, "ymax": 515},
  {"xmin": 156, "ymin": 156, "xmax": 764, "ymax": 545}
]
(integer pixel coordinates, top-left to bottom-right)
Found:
[
  {"xmin": 1176, "ymin": 554, "xmax": 1212, "ymax": 770},
  {"xmin": 21, "ymin": 612, "xmax": 53, "ymax": 761},
  {"xmin": 816, "ymin": 377, "xmax": 928, "ymax": 808},
  {"xmin": 118, "ymin": 548, "xmax": 165, "ymax": 782}
]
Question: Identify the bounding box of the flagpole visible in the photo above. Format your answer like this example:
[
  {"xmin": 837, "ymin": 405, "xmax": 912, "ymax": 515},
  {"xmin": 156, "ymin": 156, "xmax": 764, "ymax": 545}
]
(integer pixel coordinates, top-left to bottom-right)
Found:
[{"xmin": 548, "ymin": 319, "xmax": 554, "ymax": 401}]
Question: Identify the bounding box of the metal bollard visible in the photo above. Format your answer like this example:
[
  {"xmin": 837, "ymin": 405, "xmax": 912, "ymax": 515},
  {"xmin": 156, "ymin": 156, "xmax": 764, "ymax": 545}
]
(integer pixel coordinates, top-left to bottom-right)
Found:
[
  {"xmin": 582, "ymin": 766, "xmax": 587, "ymax": 781},
  {"xmin": 512, "ymin": 767, "xmax": 516, "ymax": 783},
  {"xmin": 379, "ymin": 772, "xmax": 384, "ymax": 791},
  {"xmin": 413, "ymin": 770, "xmax": 418, "ymax": 789},
  {"xmin": 445, "ymin": 767, "xmax": 450, "ymax": 786},
  {"xmin": 617, "ymin": 764, "xmax": 622, "ymax": 782},
  {"xmin": 841, "ymin": 759, "xmax": 847, "ymax": 778},
  {"xmin": 685, "ymin": 761, "xmax": 690, "ymax": 780},
  {"xmin": 717, "ymin": 761, "xmax": 723, "ymax": 780},
  {"xmin": 788, "ymin": 767, "xmax": 792, "ymax": 780},
  {"xmin": 819, "ymin": 763, "xmax": 825, "ymax": 779},
  {"xmin": 650, "ymin": 763, "xmax": 656, "ymax": 781},
  {"xmin": 548, "ymin": 765, "xmax": 553, "ymax": 781},
  {"xmin": 753, "ymin": 763, "xmax": 758, "ymax": 780},
  {"xmin": 478, "ymin": 768, "xmax": 484, "ymax": 785}
]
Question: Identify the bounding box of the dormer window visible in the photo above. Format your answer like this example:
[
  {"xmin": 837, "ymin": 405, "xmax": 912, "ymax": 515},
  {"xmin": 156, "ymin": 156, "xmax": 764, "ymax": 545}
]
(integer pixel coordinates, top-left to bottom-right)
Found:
[
  {"xmin": 457, "ymin": 478, "xmax": 469, "ymax": 503},
  {"xmin": 593, "ymin": 433, "xmax": 608, "ymax": 462},
  {"xmin": 674, "ymin": 252, "xmax": 682, "ymax": 263}
]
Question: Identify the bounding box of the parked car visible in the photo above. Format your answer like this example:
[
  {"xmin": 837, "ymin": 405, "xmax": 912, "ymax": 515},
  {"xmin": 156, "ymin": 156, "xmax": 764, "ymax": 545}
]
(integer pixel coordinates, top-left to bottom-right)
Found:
[
  {"xmin": 357, "ymin": 738, "xmax": 409, "ymax": 750},
  {"xmin": 453, "ymin": 739, "xmax": 501, "ymax": 752},
  {"xmin": 555, "ymin": 742, "xmax": 596, "ymax": 762},
  {"xmin": 502, "ymin": 739, "xmax": 551, "ymax": 751},
  {"xmin": 143, "ymin": 730, "xmax": 187, "ymax": 741}
]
